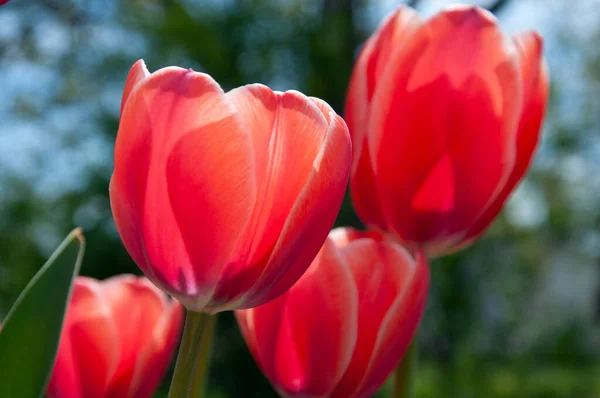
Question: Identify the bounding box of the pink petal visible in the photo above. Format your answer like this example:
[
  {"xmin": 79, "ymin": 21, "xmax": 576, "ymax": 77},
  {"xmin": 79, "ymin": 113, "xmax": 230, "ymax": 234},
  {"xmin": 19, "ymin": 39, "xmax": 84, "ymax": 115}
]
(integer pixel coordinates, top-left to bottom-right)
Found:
[
  {"xmin": 209, "ymin": 88, "xmax": 334, "ymax": 309},
  {"xmin": 346, "ymin": 7, "xmax": 421, "ymax": 230},
  {"xmin": 330, "ymin": 238, "xmax": 423, "ymax": 397},
  {"xmin": 165, "ymin": 105, "xmax": 256, "ymax": 309},
  {"xmin": 308, "ymin": 96, "xmax": 334, "ymax": 123},
  {"xmin": 120, "ymin": 59, "xmax": 150, "ymax": 117},
  {"xmin": 354, "ymin": 249, "xmax": 429, "ymax": 398},
  {"xmin": 346, "ymin": 6, "xmax": 422, "ymax": 158},
  {"xmin": 48, "ymin": 278, "xmax": 119, "ymax": 398},
  {"xmin": 99, "ymin": 276, "xmax": 172, "ymax": 397},
  {"xmin": 129, "ymin": 300, "xmax": 183, "ymax": 398},
  {"xmin": 456, "ymin": 31, "xmax": 549, "ymax": 250},
  {"xmin": 110, "ymin": 67, "xmax": 257, "ymax": 308},
  {"xmin": 237, "ymin": 238, "xmax": 358, "ymax": 397},
  {"xmin": 235, "ymin": 298, "xmax": 287, "ymax": 382},
  {"xmin": 234, "ymin": 104, "xmax": 352, "ymax": 310},
  {"xmin": 368, "ymin": 5, "xmax": 522, "ymax": 253},
  {"xmin": 125, "ymin": 279, "xmax": 184, "ymax": 398},
  {"xmin": 328, "ymin": 226, "xmax": 366, "ymax": 247}
]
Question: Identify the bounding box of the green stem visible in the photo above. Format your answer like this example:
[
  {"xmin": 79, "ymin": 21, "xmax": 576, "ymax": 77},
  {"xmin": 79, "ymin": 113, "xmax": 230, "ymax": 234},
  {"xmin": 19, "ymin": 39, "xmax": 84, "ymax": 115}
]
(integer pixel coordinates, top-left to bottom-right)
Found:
[
  {"xmin": 168, "ymin": 310, "xmax": 218, "ymax": 398},
  {"xmin": 392, "ymin": 338, "xmax": 419, "ymax": 398}
]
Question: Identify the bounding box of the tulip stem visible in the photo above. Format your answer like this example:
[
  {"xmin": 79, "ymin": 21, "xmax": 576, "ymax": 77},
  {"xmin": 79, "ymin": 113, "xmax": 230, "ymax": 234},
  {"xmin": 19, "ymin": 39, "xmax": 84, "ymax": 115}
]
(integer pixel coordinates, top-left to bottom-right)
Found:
[
  {"xmin": 168, "ymin": 310, "xmax": 218, "ymax": 398},
  {"xmin": 391, "ymin": 338, "xmax": 418, "ymax": 398}
]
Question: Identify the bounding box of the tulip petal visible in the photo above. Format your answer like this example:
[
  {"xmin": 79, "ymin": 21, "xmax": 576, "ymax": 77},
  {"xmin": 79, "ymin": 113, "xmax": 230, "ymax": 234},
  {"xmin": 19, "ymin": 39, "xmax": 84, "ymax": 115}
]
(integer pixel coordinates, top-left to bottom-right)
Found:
[
  {"xmin": 234, "ymin": 103, "xmax": 352, "ymax": 310},
  {"xmin": 209, "ymin": 88, "xmax": 332, "ymax": 309},
  {"xmin": 48, "ymin": 276, "xmax": 182, "ymax": 398},
  {"xmin": 346, "ymin": 6, "xmax": 422, "ymax": 156},
  {"xmin": 48, "ymin": 279, "xmax": 119, "ymax": 398},
  {"xmin": 111, "ymin": 67, "xmax": 257, "ymax": 308},
  {"xmin": 368, "ymin": 5, "xmax": 522, "ymax": 252},
  {"xmin": 346, "ymin": 7, "xmax": 421, "ymax": 229},
  {"xmin": 355, "ymin": 250, "xmax": 429, "ymax": 398},
  {"xmin": 130, "ymin": 300, "xmax": 183, "ymax": 398},
  {"xmin": 100, "ymin": 276, "xmax": 173, "ymax": 397},
  {"xmin": 330, "ymin": 239, "xmax": 423, "ymax": 398},
  {"xmin": 235, "ymin": 295, "xmax": 287, "ymax": 386},
  {"xmin": 456, "ymin": 32, "xmax": 549, "ymax": 249},
  {"xmin": 124, "ymin": 278, "xmax": 184, "ymax": 398},
  {"xmin": 328, "ymin": 226, "xmax": 366, "ymax": 247},
  {"xmin": 165, "ymin": 109, "xmax": 256, "ymax": 309},
  {"xmin": 120, "ymin": 59, "xmax": 150, "ymax": 117},
  {"xmin": 238, "ymin": 239, "xmax": 358, "ymax": 397}
]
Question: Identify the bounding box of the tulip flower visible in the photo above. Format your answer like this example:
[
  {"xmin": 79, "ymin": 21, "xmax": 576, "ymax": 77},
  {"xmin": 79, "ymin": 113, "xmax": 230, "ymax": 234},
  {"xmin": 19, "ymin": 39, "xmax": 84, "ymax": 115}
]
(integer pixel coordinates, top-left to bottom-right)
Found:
[
  {"xmin": 236, "ymin": 227, "xmax": 429, "ymax": 398},
  {"xmin": 345, "ymin": 5, "xmax": 549, "ymax": 256},
  {"xmin": 110, "ymin": 60, "xmax": 352, "ymax": 313},
  {"xmin": 47, "ymin": 275, "xmax": 183, "ymax": 398}
]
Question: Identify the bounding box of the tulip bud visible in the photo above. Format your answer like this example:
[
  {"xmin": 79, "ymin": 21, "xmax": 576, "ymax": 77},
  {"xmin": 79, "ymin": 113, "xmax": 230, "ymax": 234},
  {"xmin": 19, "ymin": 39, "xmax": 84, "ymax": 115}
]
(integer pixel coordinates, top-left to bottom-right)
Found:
[
  {"xmin": 236, "ymin": 227, "xmax": 429, "ymax": 398},
  {"xmin": 47, "ymin": 275, "xmax": 183, "ymax": 398},
  {"xmin": 110, "ymin": 61, "xmax": 352, "ymax": 313},
  {"xmin": 345, "ymin": 5, "xmax": 549, "ymax": 256}
]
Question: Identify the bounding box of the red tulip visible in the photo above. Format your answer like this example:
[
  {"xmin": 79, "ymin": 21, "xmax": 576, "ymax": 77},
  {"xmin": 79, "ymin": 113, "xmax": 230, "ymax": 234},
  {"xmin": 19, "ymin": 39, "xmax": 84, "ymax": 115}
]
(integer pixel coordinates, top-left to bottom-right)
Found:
[
  {"xmin": 345, "ymin": 5, "xmax": 549, "ymax": 256},
  {"xmin": 236, "ymin": 227, "xmax": 429, "ymax": 398},
  {"xmin": 47, "ymin": 275, "xmax": 183, "ymax": 398},
  {"xmin": 110, "ymin": 61, "xmax": 352, "ymax": 312}
]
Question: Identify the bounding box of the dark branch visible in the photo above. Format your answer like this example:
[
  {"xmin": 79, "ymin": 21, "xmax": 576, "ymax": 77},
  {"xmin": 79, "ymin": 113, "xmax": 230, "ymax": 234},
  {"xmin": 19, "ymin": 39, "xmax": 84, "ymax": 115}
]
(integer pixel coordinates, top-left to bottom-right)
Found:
[
  {"xmin": 486, "ymin": 0, "xmax": 512, "ymax": 14},
  {"xmin": 406, "ymin": 0, "xmax": 421, "ymax": 9}
]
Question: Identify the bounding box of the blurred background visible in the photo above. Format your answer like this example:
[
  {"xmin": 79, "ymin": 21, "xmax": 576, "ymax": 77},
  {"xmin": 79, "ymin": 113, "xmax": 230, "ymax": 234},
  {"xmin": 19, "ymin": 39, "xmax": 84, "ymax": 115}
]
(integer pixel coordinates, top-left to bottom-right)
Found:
[{"xmin": 0, "ymin": 0, "xmax": 598, "ymax": 397}]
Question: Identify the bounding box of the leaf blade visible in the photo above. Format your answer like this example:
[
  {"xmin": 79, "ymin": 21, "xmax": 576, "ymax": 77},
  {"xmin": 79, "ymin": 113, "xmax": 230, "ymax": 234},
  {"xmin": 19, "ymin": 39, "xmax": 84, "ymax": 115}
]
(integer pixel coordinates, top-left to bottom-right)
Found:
[{"xmin": 0, "ymin": 228, "xmax": 86, "ymax": 398}]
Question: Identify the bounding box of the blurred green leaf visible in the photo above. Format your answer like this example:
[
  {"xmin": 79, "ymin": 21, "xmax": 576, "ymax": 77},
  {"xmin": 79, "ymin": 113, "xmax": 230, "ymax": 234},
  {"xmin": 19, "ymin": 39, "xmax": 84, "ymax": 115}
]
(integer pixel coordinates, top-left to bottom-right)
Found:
[{"xmin": 0, "ymin": 228, "xmax": 86, "ymax": 398}]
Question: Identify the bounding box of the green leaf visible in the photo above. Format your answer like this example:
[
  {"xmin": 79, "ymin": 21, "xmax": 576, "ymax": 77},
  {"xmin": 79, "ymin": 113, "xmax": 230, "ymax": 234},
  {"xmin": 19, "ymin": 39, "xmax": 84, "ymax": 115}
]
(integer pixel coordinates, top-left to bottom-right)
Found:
[{"xmin": 0, "ymin": 228, "xmax": 86, "ymax": 398}]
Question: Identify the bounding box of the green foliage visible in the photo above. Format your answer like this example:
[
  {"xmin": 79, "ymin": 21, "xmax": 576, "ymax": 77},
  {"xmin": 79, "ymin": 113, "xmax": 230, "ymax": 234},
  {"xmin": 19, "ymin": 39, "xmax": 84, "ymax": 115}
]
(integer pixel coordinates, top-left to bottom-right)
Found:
[{"xmin": 0, "ymin": 229, "xmax": 85, "ymax": 398}]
